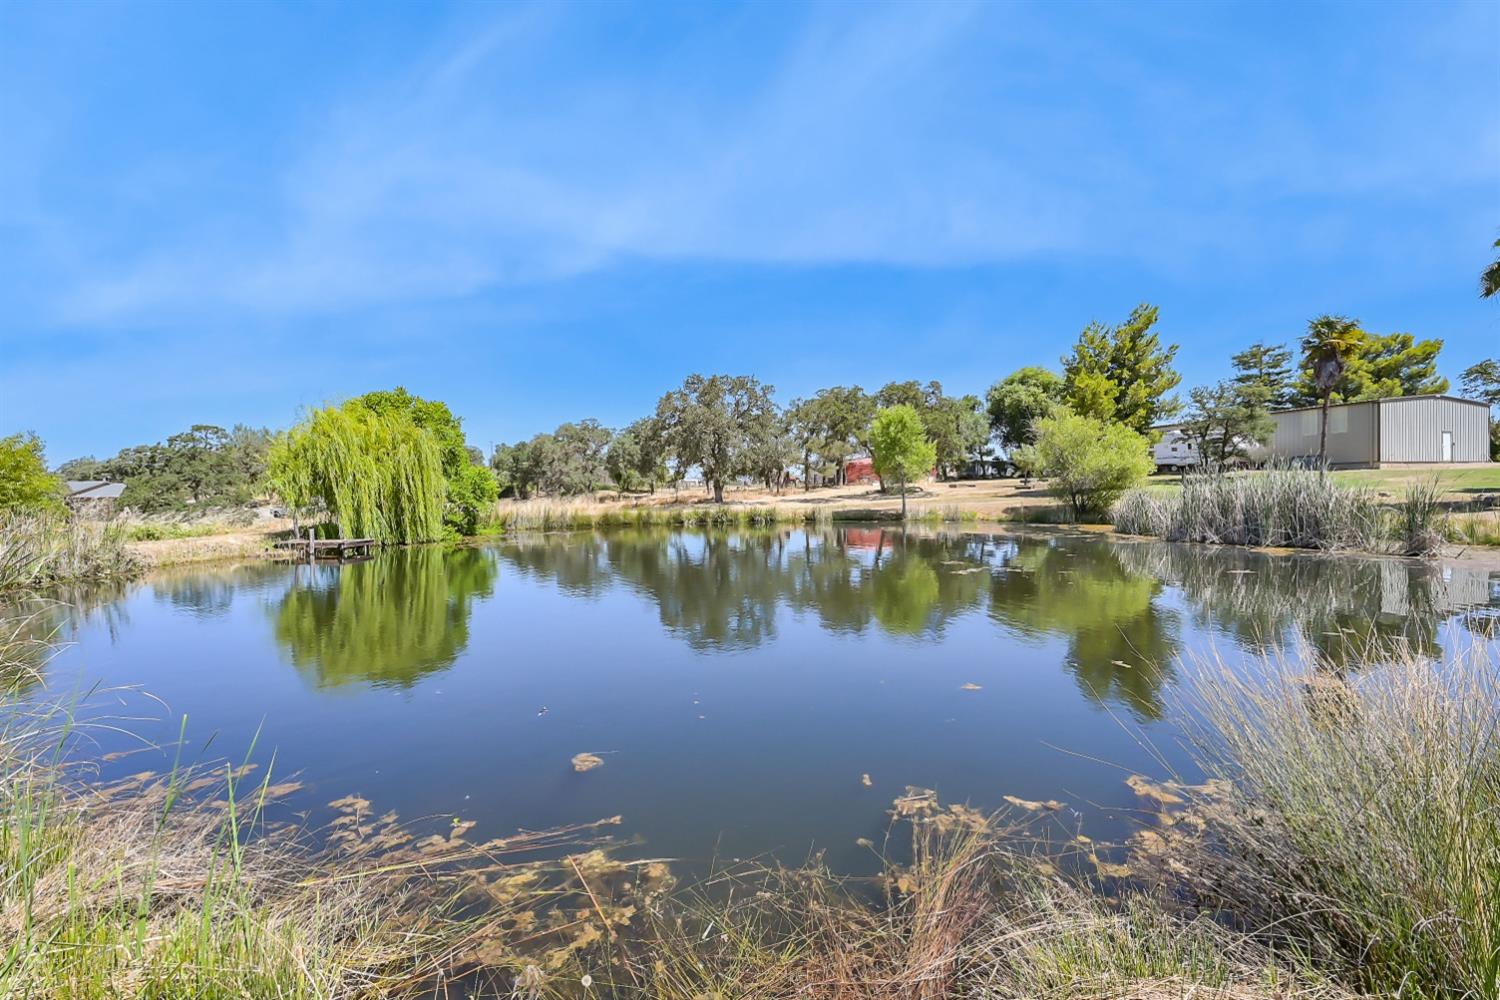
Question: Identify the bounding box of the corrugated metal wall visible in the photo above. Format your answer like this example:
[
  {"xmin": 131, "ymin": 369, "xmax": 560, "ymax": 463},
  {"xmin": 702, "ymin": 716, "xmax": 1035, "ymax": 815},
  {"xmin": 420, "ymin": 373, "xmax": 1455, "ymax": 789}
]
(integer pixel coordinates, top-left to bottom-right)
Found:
[
  {"xmin": 1378, "ymin": 397, "xmax": 1491, "ymax": 462},
  {"xmin": 1267, "ymin": 402, "xmax": 1379, "ymax": 466}
]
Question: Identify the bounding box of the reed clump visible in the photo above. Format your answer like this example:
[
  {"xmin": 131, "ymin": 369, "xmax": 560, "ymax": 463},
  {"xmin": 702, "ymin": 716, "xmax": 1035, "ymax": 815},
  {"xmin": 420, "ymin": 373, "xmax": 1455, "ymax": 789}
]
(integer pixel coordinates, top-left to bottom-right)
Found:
[
  {"xmin": 1151, "ymin": 642, "xmax": 1500, "ymax": 999},
  {"xmin": 1394, "ymin": 476, "xmax": 1447, "ymax": 555},
  {"xmin": 1112, "ymin": 467, "xmax": 1382, "ymax": 550},
  {"xmin": 0, "ymin": 509, "xmax": 138, "ymax": 592}
]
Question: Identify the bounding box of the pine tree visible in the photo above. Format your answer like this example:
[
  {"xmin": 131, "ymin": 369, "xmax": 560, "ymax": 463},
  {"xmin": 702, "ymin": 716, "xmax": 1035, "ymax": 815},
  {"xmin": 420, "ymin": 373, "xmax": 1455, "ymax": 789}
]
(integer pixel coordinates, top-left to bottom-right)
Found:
[
  {"xmin": 1060, "ymin": 304, "xmax": 1181, "ymax": 434},
  {"xmin": 1230, "ymin": 341, "xmax": 1295, "ymax": 410}
]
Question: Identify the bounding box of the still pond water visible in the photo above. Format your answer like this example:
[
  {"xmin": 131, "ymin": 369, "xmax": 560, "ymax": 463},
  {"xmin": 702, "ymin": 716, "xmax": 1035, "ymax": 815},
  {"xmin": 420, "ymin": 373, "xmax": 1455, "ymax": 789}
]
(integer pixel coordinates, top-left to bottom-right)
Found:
[{"xmin": 37, "ymin": 527, "xmax": 1500, "ymax": 871}]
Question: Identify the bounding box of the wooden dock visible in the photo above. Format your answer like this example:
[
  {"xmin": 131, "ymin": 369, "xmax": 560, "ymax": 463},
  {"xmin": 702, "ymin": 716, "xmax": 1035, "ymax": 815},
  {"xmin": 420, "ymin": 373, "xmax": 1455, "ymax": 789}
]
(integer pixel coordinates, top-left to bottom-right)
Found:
[{"xmin": 272, "ymin": 533, "xmax": 376, "ymax": 560}]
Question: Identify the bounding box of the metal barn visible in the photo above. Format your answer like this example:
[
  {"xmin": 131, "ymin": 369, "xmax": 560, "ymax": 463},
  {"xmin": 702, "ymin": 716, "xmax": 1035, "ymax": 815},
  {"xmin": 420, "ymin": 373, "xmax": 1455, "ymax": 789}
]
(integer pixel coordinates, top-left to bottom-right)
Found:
[{"xmin": 1263, "ymin": 395, "xmax": 1491, "ymax": 468}]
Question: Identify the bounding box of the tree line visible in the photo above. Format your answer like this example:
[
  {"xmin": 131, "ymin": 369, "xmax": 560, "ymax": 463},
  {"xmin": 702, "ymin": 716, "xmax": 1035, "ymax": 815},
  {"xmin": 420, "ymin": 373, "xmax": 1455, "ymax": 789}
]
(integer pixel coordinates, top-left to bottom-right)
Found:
[{"xmin": 5, "ymin": 242, "xmax": 1498, "ymax": 539}]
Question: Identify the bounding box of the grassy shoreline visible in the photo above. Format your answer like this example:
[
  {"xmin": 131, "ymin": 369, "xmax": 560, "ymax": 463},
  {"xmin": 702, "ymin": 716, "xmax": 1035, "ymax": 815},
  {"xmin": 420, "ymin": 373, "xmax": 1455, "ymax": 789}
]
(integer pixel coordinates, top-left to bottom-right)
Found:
[
  {"xmin": 6, "ymin": 468, "xmax": 1495, "ymax": 590},
  {"xmin": 4, "ymin": 596, "xmax": 1496, "ymax": 997}
]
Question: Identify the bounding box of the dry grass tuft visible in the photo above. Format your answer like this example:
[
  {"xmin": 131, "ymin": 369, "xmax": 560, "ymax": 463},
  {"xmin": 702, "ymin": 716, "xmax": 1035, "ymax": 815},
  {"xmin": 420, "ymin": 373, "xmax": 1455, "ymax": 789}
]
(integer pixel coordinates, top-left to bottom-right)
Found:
[{"xmin": 1145, "ymin": 641, "xmax": 1500, "ymax": 999}]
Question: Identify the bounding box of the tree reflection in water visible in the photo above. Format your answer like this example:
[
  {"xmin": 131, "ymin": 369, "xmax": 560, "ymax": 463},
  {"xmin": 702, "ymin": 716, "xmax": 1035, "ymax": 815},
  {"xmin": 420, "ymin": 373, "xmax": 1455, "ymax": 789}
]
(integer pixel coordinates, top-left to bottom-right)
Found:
[
  {"xmin": 258, "ymin": 526, "xmax": 1495, "ymax": 715},
  {"xmin": 985, "ymin": 537, "xmax": 1180, "ymax": 720},
  {"xmin": 271, "ymin": 546, "xmax": 498, "ymax": 689}
]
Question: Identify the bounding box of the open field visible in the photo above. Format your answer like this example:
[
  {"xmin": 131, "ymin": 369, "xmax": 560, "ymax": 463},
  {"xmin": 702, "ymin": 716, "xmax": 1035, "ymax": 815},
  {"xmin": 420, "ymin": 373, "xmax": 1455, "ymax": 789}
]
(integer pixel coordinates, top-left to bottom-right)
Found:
[{"xmin": 122, "ymin": 517, "xmax": 291, "ymax": 569}]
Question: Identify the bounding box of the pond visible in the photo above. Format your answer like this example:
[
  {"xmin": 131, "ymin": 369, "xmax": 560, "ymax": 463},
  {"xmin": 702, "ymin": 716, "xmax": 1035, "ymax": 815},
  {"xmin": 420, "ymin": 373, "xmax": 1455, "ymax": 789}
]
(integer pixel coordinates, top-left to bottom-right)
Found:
[{"xmin": 28, "ymin": 527, "xmax": 1500, "ymax": 872}]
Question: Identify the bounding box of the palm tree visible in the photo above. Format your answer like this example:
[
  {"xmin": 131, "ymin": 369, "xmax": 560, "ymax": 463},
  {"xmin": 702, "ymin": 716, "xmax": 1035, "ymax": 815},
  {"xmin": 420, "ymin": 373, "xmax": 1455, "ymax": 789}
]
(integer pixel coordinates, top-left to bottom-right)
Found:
[
  {"xmin": 1482, "ymin": 236, "xmax": 1500, "ymax": 299},
  {"xmin": 1300, "ymin": 315, "xmax": 1365, "ymax": 471}
]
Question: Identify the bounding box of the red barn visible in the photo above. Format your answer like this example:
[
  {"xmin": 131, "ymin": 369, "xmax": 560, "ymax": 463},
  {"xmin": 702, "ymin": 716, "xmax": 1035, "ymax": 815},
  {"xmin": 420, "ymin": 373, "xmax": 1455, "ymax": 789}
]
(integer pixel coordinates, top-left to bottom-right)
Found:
[{"xmin": 844, "ymin": 456, "xmax": 877, "ymax": 484}]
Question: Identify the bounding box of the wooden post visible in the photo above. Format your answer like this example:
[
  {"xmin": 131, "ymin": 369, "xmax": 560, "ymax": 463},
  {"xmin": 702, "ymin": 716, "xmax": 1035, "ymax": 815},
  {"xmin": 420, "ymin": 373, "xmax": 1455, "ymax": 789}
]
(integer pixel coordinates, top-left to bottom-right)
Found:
[{"xmin": 307, "ymin": 527, "xmax": 315, "ymax": 562}]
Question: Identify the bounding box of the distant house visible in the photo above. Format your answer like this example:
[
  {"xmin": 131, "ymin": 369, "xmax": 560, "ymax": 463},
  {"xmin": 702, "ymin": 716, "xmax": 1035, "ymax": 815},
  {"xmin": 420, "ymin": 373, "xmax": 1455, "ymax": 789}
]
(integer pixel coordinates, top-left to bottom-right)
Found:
[
  {"xmin": 65, "ymin": 480, "xmax": 126, "ymax": 509},
  {"xmin": 1154, "ymin": 395, "xmax": 1492, "ymax": 470}
]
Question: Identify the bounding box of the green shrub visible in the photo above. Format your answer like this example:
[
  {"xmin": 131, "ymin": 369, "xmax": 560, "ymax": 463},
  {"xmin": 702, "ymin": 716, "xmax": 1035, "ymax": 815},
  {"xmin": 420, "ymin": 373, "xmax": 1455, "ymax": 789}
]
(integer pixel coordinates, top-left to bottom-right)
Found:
[
  {"xmin": 443, "ymin": 462, "xmax": 499, "ymax": 536},
  {"xmin": 1014, "ymin": 410, "xmax": 1154, "ymax": 519},
  {"xmin": 0, "ymin": 433, "xmax": 65, "ymax": 512}
]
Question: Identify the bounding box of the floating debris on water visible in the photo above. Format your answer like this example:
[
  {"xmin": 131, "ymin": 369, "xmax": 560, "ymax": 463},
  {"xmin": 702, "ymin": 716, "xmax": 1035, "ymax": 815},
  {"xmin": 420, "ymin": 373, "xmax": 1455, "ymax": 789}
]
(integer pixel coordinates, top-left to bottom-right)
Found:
[
  {"xmin": 1003, "ymin": 794, "xmax": 1065, "ymax": 812},
  {"xmin": 860, "ymin": 773, "xmax": 873, "ymax": 787},
  {"xmin": 571, "ymin": 753, "xmax": 605, "ymax": 773},
  {"xmin": 959, "ymin": 682, "xmax": 982, "ymax": 691}
]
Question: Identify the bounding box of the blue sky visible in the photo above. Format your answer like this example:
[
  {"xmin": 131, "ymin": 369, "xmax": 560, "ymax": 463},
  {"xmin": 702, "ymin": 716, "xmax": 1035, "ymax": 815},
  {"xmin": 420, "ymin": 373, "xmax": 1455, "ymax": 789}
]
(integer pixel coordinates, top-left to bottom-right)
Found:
[{"xmin": 2, "ymin": 0, "xmax": 1497, "ymax": 463}]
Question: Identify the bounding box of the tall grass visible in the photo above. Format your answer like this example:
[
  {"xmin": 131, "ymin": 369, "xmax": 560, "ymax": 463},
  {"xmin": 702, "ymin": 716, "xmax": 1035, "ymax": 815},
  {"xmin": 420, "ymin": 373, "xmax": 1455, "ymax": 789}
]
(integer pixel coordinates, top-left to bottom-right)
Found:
[
  {"xmin": 1395, "ymin": 476, "xmax": 1447, "ymax": 556},
  {"xmin": 1113, "ymin": 467, "xmax": 1382, "ymax": 550},
  {"xmin": 0, "ymin": 510, "xmax": 138, "ymax": 592},
  {"xmin": 1449, "ymin": 509, "xmax": 1500, "ymax": 548},
  {"xmin": 495, "ymin": 497, "xmax": 823, "ymax": 532},
  {"xmin": 1155, "ymin": 642, "xmax": 1500, "ymax": 999}
]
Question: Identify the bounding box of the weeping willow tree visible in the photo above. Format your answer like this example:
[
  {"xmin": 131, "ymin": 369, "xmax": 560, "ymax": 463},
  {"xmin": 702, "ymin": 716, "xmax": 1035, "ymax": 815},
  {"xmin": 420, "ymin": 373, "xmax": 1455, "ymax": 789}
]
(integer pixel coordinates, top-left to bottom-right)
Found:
[{"xmin": 269, "ymin": 403, "xmax": 446, "ymax": 544}]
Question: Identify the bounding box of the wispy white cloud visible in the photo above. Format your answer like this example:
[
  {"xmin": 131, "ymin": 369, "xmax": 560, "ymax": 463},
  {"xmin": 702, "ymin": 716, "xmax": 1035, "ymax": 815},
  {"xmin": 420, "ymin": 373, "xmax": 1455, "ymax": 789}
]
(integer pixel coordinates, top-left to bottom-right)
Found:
[{"xmin": 21, "ymin": 0, "xmax": 1500, "ymax": 327}]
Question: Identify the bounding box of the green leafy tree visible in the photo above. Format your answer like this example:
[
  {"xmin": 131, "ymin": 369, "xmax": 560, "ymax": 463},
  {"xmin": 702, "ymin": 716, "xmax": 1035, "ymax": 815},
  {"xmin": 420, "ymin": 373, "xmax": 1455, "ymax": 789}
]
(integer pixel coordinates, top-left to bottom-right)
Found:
[
  {"xmin": 874, "ymin": 380, "xmax": 929, "ymax": 413},
  {"xmin": 489, "ymin": 442, "xmax": 524, "ymax": 497},
  {"xmin": 445, "ymin": 462, "xmax": 498, "ymax": 535},
  {"xmin": 349, "ymin": 388, "xmax": 506, "ymax": 531},
  {"xmin": 1230, "ymin": 341, "xmax": 1295, "ymax": 410},
  {"xmin": 1013, "ymin": 410, "xmax": 1154, "ymax": 518},
  {"xmin": 1290, "ymin": 330, "xmax": 1447, "ymax": 406},
  {"xmin": 0, "ymin": 433, "xmax": 65, "ymax": 511},
  {"xmin": 874, "ymin": 380, "xmax": 983, "ymax": 479},
  {"xmin": 787, "ymin": 386, "xmax": 877, "ymax": 488},
  {"xmin": 546, "ymin": 419, "xmax": 612, "ymax": 494},
  {"xmin": 66, "ymin": 423, "xmax": 273, "ymax": 513},
  {"xmin": 1481, "ymin": 235, "xmax": 1500, "ymax": 299},
  {"xmin": 352, "ymin": 388, "xmax": 467, "ymax": 477},
  {"xmin": 786, "ymin": 397, "xmax": 827, "ymax": 489},
  {"xmin": 655, "ymin": 374, "xmax": 778, "ymax": 503},
  {"xmin": 605, "ymin": 425, "xmax": 644, "ymax": 492},
  {"xmin": 269, "ymin": 403, "xmax": 446, "ymax": 544},
  {"xmin": 1461, "ymin": 359, "xmax": 1500, "ymax": 405},
  {"xmin": 55, "ymin": 455, "xmax": 107, "ymax": 480},
  {"xmin": 1461, "ymin": 359, "xmax": 1500, "ymax": 460},
  {"xmin": 868, "ymin": 405, "xmax": 936, "ymax": 518},
  {"xmin": 925, "ymin": 393, "xmax": 989, "ymax": 479},
  {"xmin": 1181, "ymin": 381, "xmax": 1275, "ymax": 471},
  {"xmin": 1061, "ymin": 304, "xmax": 1181, "ymax": 434},
  {"xmin": 814, "ymin": 385, "xmax": 876, "ymax": 484},
  {"xmin": 744, "ymin": 407, "xmax": 798, "ymax": 493},
  {"xmin": 1296, "ymin": 315, "xmax": 1367, "ymax": 469},
  {"xmin": 626, "ymin": 416, "xmax": 671, "ymax": 492},
  {"xmin": 985, "ymin": 367, "xmax": 1063, "ymax": 453}
]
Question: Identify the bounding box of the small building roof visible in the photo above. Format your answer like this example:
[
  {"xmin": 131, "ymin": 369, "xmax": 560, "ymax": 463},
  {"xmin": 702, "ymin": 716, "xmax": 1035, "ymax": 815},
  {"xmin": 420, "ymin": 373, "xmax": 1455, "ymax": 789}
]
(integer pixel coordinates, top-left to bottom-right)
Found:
[
  {"xmin": 66, "ymin": 480, "xmax": 126, "ymax": 500},
  {"xmin": 1262, "ymin": 394, "xmax": 1491, "ymax": 416}
]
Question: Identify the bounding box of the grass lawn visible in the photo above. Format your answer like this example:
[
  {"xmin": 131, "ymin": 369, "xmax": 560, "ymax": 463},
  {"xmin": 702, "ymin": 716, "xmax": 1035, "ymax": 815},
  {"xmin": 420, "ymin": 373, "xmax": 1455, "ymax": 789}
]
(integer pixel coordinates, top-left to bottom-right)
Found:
[
  {"xmin": 1328, "ymin": 465, "xmax": 1500, "ymax": 496},
  {"xmin": 1143, "ymin": 465, "xmax": 1500, "ymax": 498}
]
